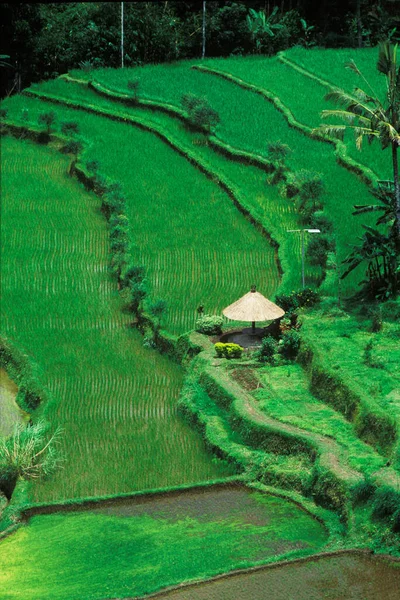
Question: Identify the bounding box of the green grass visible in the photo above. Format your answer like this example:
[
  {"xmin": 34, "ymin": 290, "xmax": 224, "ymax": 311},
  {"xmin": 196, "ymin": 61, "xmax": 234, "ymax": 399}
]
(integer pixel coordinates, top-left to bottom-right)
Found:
[
  {"xmin": 3, "ymin": 87, "xmax": 286, "ymax": 334},
  {"xmin": 1, "ymin": 136, "xmax": 233, "ymax": 502},
  {"xmin": 255, "ymin": 364, "xmax": 386, "ymax": 476},
  {"xmin": 68, "ymin": 57, "xmax": 377, "ymax": 295},
  {"xmin": 210, "ymin": 53, "xmax": 391, "ymax": 181},
  {"xmin": 301, "ymin": 311, "xmax": 400, "ymax": 425},
  {"xmin": 0, "ymin": 488, "xmax": 327, "ymax": 600}
]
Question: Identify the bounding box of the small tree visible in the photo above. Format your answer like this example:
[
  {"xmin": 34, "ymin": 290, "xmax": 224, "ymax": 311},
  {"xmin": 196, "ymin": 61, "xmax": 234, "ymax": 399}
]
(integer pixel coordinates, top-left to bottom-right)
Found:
[
  {"xmin": 0, "ymin": 421, "xmax": 62, "ymax": 500},
  {"xmin": 62, "ymin": 139, "xmax": 83, "ymax": 161},
  {"xmin": 149, "ymin": 299, "xmax": 168, "ymax": 329},
  {"xmin": 38, "ymin": 111, "xmax": 56, "ymax": 136},
  {"xmin": 266, "ymin": 141, "xmax": 291, "ymax": 184},
  {"xmin": 181, "ymin": 93, "xmax": 220, "ymax": 132},
  {"xmin": 127, "ymin": 79, "xmax": 140, "ymax": 101},
  {"xmin": 61, "ymin": 121, "xmax": 80, "ymax": 136}
]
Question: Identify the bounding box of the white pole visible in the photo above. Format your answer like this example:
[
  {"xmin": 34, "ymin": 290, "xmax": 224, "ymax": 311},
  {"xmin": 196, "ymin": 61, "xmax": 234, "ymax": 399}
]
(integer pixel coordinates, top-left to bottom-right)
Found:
[
  {"xmin": 121, "ymin": 2, "xmax": 124, "ymax": 68},
  {"xmin": 202, "ymin": 1, "xmax": 206, "ymax": 59}
]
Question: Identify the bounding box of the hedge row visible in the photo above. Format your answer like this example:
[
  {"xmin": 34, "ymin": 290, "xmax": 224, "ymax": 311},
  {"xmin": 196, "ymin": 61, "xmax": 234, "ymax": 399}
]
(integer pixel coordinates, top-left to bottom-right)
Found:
[{"xmin": 193, "ymin": 64, "xmax": 377, "ymax": 188}]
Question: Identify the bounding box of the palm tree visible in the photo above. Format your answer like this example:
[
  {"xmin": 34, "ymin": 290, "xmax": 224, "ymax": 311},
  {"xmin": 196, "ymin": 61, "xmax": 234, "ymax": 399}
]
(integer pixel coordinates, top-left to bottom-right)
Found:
[{"xmin": 314, "ymin": 42, "xmax": 400, "ymax": 244}]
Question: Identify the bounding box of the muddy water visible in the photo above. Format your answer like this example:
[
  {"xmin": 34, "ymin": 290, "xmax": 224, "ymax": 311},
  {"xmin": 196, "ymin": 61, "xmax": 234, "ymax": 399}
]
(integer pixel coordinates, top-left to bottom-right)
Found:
[
  {"xmin": 157, "ymin": 552, "xmax": 400, "ymax": 600},
  {"xmin": 0, "ymin": 368, "xmax": 27, "ymax": 437}
]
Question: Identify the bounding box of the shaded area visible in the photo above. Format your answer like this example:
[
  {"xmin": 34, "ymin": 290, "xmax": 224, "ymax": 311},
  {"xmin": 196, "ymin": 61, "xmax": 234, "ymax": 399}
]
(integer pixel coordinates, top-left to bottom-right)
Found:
[{"xmin": 155, "ymin": 553, "xmax": 400, "ymax": 600}]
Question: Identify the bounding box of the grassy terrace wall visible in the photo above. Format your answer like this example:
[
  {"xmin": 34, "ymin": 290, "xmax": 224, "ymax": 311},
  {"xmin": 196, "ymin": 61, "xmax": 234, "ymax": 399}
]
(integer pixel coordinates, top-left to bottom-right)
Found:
[
  {"xmin": 178, "ymin": 335, "xmax": 367, "ymax": 521},
  {"xmin": 299, "ymin": 313, "xmax": 400, "ymax": 462}
]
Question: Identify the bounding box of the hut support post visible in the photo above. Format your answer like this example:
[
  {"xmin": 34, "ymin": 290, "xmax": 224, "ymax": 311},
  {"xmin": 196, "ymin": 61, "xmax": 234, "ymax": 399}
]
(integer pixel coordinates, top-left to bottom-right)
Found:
[{"xmin": 252, "ymin": 321, "xmax": 256, "ymax": 334}]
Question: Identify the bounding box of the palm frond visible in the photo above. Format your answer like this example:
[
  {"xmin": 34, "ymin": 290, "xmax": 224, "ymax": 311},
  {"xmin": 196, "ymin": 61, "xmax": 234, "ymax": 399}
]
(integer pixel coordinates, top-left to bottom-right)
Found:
[{"xmin": 313, "ymin": 124, "xmax": 346, "ymax": 140}]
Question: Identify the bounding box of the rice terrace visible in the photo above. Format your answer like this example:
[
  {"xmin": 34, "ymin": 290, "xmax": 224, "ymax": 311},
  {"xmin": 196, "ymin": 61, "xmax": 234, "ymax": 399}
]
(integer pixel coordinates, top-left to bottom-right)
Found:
[{"xmin": 1, "ymin": 2, "xmax": 400, "ymax": 599}]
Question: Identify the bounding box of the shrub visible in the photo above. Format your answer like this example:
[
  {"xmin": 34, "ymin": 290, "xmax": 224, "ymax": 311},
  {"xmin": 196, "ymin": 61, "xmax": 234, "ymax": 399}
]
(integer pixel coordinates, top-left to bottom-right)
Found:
[
  {"xmin": 369, "ymin": 307, "xmax": 383, "ymax": 332},
  {"xmin": 306, "ymin": 235, "xmax": 334, "ymax": 268},
  {"xmin": 275, "ymin": 288, "xmax": 320, "ymax": 313},
  {"xmin": 86, "ymin": 159, "xmax": 100, "ymax": 174},
  {"xmin": 195, "ymin": 314, "xmax": 224, "ymax": 336},
  {"xmin": 123, "ymin": 264, "xmax": 146, "ymax": 288},
  {"xmin": 38, "ymin": 111, "xmax": 56, "ymax": 135},
  {"xmin": 255, "ymin": 336, "xmax": 276, "ymax": 363},
  {"xmin": 181, "ymin": 93, "xmax": 220, "ymax": 132},
  {"xmin": 0, "ymin": 421, "xmax": 62, "ymax": 501},
  {"xmin": 127, "ymin": 78, "xmax": 140, "ymax": 101},
  {"xmin": 279, "ymin": 330, "xmax": 301, "ymax": 359},
  {"xmin": 0, "ymin": 108, "xmax": 7, "ymax": 120},
  {"xmin": 61, "ymin": 121, "xmax": 80, "ymax": 136},
  {"xmin": 61, "ymin": 139, "xmax": 83, "ymax": 158},
  {"xmin": 214, "ymin": 342, "xmax": 243, "ymax": 359},
  {"xmin": 372, "ymin": 486, "xmax": 400, "ymax": 520},
  {"xmin": 149, "ymin": 299, "xmax": 168, "ymax": 328},
  {"xmin": 350, "ymin": 479, "xmax": 377, "ymax": 505}
]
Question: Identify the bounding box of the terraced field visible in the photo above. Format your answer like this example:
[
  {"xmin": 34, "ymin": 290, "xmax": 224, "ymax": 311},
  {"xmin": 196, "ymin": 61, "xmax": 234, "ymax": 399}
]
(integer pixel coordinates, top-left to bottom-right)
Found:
[
  {"xmin": 1, "ymin": 47, "xmax": 399, "ymax": 600},
  {"xmin": 0, "ymin": 486, "xmax": 328, "ymax": 600},
  {"xmin": 1, "ymin": 136, "xmax": 233, "ymax": 502},
  {"xmin": 3, "ymin": 84, "xmax": 285, "ymax": 334},
  {"xmin": 63, "ymin": 56, "xmax": 381, "ymax": 296}
]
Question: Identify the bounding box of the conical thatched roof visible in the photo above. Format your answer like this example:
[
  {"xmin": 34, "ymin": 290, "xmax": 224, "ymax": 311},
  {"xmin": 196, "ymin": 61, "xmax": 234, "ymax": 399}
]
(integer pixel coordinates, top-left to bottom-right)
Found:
[{"xmin": 222, "ymin": 287, "xmax": 285, "ymax": 322}]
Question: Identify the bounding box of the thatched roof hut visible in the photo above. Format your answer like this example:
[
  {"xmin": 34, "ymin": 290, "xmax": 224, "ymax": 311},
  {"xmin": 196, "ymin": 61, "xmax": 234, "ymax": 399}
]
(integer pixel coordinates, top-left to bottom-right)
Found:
[{"xmin": 223, "ymin": 286, "xmax": 285, "ymax": 332}]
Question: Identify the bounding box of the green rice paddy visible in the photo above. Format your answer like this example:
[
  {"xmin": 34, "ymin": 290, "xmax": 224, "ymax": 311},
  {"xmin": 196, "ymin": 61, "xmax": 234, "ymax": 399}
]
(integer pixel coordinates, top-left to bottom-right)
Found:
[
  {"xmin": 1, "ymin": 46, "xmax": 399, "ymax": 599},
  {"xmin": 0, "ymin": 487, "xmax": 327, "ymax": 600},
  {"xmin": 1, "ymin": 136, "xmax": 233, "ymax": 502}
]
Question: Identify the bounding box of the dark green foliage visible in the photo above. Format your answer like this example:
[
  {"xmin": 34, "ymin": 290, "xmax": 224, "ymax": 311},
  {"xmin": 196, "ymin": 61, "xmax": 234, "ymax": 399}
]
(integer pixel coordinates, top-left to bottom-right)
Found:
[
  {"xmin": 275, "ymin": 288, "xmax": 320, "ymax": 313},
  {"xmin": 149, "ymin": 299, "xmax": 168, "ymax": 328},
  {"xmin": 123, "ymin": 264, "xmax": 146, "ymax": 289},
  {"xmin": 38, "ymin": 110, "xmax": 56, "ymax": 135},
  {"xmin": 392, "ymin": 509, "xmax": 400, "ymax": 533},
  {"xmin": 86, "ymin": 159, "xmax": 100, "ymax": 174},
  {"xmin": 129, "ymin": 281, "xmax": 147, "ymax": 316},
  {"xmin": 0, "ymin": 421, "xmax": 62, "ymax": 501},
  {"xmin": 127, "ymin": 79, "xmax": 139, "ymax": 101},
  {"xmin": 287, "ymin": 170, "xmax": 324, "ymax": 223},
  {"xmin": 181, "ymin": 93, "xmax": 220, "ymax": 132},
  {"xmin": 0, "ymin": 108, "xmax": 7, "ymax": 119},
  {"xmin": 61, "ymin": 139, "xmax": 83, "ymax": 158},
  {"xmin": 255, "ymin": 336, "xmax": 277, "ymax": 364},
  {"xmin": 61, "ymin": 121, "xmax": 80, "ymax": 136},
  {"xmin": 195, "ymin": 315, "xmax": 224, "ymax": 336},
  {"xmin": 306, "ymin": 235, "xmax": 335, "ymax": 268},
  {"xmin": 279, "ymin": 330, "xmax": 301, "ymax": 359},
  {"xmin": 214, "ymin": 343, "xmax": 243, "ymax": 359},
  {"xmin": 341, "ymin": 225, "xmax": 399, "ymax": 300},
  {"xmin": 310, "ymin": 467, "xmax": 349, "ymax": 520},
  {"xmin": 372, "ymin": 486, "xmax": 400, "ymax": 520},
  {"xmin": 266, "ymin": 141, "xmax": 291, "ymax": 184},
  {"xmin": 350, "ymin": 479, "xmax": 377, "ymax": 505},
  {"xmin": 363, "ymin": 338, "xmax": 384, "ymax": 369}
]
